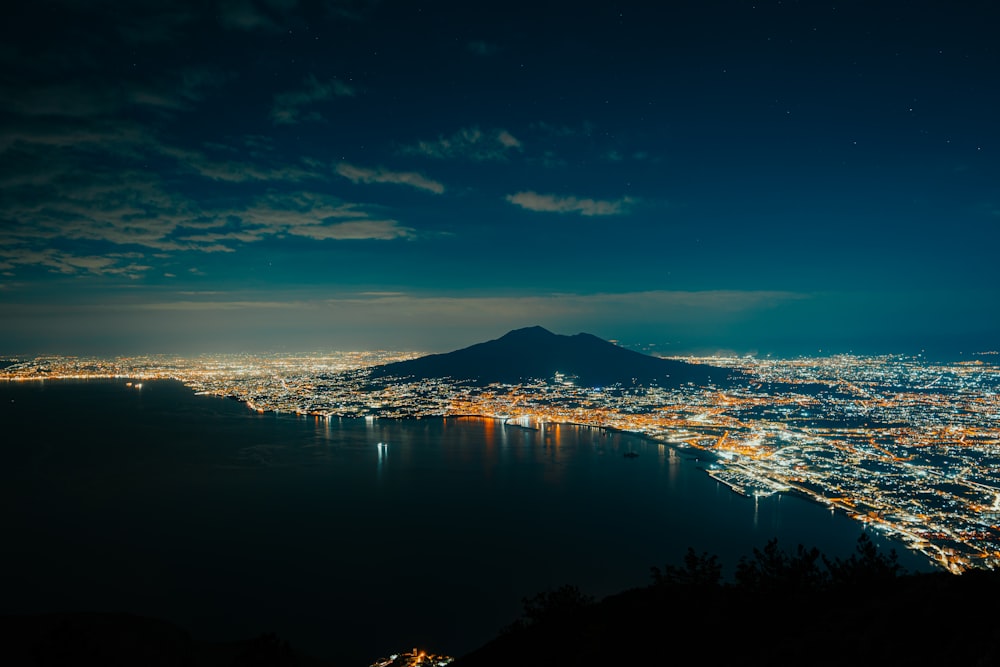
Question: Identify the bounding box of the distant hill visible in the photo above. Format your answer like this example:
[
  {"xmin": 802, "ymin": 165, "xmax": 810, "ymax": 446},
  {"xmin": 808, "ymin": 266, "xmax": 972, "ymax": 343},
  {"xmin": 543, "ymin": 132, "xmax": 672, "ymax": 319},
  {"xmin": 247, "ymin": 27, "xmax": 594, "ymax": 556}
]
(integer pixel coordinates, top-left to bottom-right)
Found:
[{"xmin": 368, "ymin": 325, "xmax": 733, "ymax": 387}]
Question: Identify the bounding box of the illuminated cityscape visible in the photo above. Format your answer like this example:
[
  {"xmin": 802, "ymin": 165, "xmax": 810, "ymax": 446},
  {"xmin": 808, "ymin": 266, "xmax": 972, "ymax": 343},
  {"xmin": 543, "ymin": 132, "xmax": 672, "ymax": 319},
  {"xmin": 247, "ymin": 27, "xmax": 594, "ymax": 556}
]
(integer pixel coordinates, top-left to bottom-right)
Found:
[{"xmin": 4, "ymin": 348, "xmax": 998, "ymax": 575}]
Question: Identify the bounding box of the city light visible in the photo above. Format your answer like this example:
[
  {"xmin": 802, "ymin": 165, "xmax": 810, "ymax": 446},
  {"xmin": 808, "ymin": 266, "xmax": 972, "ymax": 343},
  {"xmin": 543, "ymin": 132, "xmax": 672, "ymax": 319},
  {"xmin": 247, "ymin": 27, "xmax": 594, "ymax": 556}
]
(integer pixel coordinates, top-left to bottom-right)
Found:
[{"xmin": 4, "ymin": 350, "xmax": 998, "ymax": 573}]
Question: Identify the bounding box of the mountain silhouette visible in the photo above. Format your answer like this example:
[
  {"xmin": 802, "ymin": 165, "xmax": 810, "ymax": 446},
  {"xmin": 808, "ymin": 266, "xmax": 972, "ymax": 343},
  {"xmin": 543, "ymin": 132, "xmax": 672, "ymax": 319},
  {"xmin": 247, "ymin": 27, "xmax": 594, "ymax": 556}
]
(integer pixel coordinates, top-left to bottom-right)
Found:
[{"xmin": 368, "ymin": 326, "xmax": 732, "ymax": 387}]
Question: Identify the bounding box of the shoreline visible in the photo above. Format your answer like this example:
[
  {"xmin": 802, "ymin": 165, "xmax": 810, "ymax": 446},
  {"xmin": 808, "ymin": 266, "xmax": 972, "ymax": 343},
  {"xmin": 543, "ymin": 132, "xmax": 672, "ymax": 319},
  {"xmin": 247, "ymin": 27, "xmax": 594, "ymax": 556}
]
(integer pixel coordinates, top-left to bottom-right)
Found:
[{"xmin": 4, "ymin": 376, "xmax": 946, "ymax": 573}]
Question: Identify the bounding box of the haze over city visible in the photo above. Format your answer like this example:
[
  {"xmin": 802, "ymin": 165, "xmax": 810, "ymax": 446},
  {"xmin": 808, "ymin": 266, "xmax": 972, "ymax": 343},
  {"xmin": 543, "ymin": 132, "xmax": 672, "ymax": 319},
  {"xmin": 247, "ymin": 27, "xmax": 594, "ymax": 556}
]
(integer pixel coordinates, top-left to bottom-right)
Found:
[{"xmin": 1, "ymin": 0, "xmax": 997, "ymax": 356}]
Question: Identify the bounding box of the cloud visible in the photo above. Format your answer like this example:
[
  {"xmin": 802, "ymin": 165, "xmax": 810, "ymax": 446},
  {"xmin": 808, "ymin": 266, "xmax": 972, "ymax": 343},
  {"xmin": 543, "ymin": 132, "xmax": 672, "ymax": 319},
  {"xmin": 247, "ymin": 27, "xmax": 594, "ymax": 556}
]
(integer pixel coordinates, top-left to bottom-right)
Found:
[
  {"xmin": 219, "ymin": 192, "xmax": 417, "ymax": 241},
  {"xmin": 271, "ymin": 74, "xmax": 356, "ymax": 125},
  {"xmin": 505, "ymin": 191, "xmax": 633, "ymax": 216},
  {"xmin": 0, "ymin": 100, "xmax": 428, "ymax": 273},
  {"xmin": 38, "ymin": 129, "xmax": 324, "ymax": 184},
  {"xmin": 335, "ymin": 162, "xmax": 444, "ymax": 194},
  {"xmin": 175, "ymin": 151, "xmax": 322, "ymax": 182},
  {"xmin": 0, "ymin": 173, "xmax": 421, "ymax": 278},
  {"xmin": 0, "ymin": 169, "xmax": 212, "ymax": 253},
  {"xmin": 287, "ymin": 219, "xmax": 414, "ymax": 240},
  {"xmin": 0, "ymin": 83, "xmax": 423, "ymax": 283},
  {"xmin": 497, "ymin": 130, "xmax": 520, "ymax": 149},
  {"xmin": 0, "ymin": 247, "xmax": 153, "ymax": 278},
  {"xmin": 401, "ymin": 126, "xmax": 523, "ymax": 161}
]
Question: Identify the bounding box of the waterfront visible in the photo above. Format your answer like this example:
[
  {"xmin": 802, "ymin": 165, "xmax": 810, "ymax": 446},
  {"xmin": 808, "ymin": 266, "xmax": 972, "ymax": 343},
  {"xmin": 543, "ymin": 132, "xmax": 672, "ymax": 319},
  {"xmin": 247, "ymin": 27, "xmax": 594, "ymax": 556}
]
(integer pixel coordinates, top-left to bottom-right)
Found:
[{"xmin": 1, "ymin": 379, "xmax": 930, "ymax": 664}]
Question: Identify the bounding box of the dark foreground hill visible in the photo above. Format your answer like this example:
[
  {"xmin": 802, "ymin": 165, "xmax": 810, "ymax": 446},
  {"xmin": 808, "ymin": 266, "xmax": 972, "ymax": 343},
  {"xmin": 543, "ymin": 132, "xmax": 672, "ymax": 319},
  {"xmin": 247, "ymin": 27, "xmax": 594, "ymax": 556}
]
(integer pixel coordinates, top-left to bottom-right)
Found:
[
  {"xmin": 369, "ymin": 326, "xmax": 733, "ymax": 387},
  {"xmin": 3, "ymin": 538, "xmax": 995, "ymax": 666},
  {"xmin": 451, "ymin": 569, "xmax": 1000, "ymax": 667},
  {"xmin": 453, "ymin": 538, "xmax": 998, "ymax": 667}
]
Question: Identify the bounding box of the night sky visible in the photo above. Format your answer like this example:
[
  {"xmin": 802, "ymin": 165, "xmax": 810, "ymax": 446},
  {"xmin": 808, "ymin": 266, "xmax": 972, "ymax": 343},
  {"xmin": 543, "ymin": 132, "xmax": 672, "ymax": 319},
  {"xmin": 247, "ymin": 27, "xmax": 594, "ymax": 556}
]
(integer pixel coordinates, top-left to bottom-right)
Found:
[{"xmin": 2, "ymin": 1, "xmax": 997, "ymax": 356}]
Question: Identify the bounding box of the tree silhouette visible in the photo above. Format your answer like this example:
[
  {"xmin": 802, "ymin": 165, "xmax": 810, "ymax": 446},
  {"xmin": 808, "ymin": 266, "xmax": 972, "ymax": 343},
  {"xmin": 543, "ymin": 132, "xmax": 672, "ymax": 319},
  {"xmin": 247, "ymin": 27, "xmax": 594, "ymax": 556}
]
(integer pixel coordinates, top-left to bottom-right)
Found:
[
  {"xmin": 503, "ymin": 584, "xmax": 595, "ymax": 633},
  {"xmin": 823, "ymin": 533, "xmax": 903, "ymax": 587},
  {"xmin": 733, "ymin": 539, "xmax": 827, "ymax": 592},
  {"xmin": 650, "ymin": 547, "xmax": 722, "ymax": 587}
]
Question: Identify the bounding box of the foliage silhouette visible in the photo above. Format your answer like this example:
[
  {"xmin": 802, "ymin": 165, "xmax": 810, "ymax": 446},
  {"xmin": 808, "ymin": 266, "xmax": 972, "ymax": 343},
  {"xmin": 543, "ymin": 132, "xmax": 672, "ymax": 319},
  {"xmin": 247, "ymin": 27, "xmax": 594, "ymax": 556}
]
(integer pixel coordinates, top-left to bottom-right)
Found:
[
  {"xmin": 453, "ymin": 534, "xmax": 953, "ymax": 667},
  {"xmin": 734, "ymin": 539, "xmax": 827, "ymax": 592},
  {"xmin": 823, "ymin": 532, "xmax": 903, "ymax": 587},
  {"xmin": 650, "ymin": 547, "xmax": 723, "ymax": 587}
]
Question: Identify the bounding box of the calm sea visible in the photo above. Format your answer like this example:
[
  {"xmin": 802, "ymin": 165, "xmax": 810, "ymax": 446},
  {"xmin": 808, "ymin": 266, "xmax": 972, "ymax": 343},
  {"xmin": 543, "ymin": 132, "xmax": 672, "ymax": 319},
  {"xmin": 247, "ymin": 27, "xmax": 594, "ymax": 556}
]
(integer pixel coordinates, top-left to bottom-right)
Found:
[{"xmin": 1, "ymin": 379, "xmax": 931, "ymax": 664}]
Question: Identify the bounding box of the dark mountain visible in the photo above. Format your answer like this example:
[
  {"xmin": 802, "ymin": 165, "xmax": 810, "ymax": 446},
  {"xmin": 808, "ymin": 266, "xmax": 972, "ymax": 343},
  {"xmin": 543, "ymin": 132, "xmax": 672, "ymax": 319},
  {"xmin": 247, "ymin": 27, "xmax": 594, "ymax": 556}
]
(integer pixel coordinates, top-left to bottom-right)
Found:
[{"xmin": 368, "ymin": 325, "xmax": 734, "ymax": 387}]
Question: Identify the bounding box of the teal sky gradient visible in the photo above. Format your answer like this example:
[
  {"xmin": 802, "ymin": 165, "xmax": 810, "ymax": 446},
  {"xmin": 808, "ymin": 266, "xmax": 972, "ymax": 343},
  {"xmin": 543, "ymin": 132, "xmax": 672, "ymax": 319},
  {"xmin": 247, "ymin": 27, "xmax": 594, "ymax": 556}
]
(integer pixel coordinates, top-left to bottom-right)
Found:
[{"xmin": 1, "ymin": 1, "xmax": 997, "ymax": 355}]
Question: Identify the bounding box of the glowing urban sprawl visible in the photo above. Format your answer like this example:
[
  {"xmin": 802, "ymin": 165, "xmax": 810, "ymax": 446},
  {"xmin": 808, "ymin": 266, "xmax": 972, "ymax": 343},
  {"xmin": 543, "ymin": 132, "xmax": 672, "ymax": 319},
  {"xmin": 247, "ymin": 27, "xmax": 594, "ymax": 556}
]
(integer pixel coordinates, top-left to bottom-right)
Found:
[{"xmin": 4, "ymin": 350, "xmax": 999, "ymax": 574}]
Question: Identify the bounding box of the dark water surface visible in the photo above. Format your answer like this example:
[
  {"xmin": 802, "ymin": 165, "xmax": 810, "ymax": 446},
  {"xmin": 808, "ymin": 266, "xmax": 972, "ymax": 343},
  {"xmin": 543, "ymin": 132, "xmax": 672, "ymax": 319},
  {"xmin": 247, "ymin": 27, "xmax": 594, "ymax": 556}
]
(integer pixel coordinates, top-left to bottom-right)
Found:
[{"xmin": 1, "ymin": 379, "xmax": 931, "ymax": 664}]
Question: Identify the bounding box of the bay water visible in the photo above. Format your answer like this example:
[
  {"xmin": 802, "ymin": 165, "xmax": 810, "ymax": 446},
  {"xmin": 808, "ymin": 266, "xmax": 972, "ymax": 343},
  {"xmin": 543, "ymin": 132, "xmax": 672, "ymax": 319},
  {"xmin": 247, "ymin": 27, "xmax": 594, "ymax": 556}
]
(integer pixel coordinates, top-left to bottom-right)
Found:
[{"xmin": 0, "ymin": 379, "xmax": 930, "ymax": 664}]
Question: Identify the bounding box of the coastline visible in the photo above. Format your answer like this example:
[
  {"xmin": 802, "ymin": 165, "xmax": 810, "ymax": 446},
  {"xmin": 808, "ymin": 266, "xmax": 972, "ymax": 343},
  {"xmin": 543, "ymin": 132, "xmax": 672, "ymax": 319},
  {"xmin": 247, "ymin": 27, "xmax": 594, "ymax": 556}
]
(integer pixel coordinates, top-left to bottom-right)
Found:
[
  {"xmin": 2, "ymin": 376, "xmax": 941, "ymax": 663},
  {"xmin": 3, "ymin": 375, "xmax": 944, "ymax": 574}
]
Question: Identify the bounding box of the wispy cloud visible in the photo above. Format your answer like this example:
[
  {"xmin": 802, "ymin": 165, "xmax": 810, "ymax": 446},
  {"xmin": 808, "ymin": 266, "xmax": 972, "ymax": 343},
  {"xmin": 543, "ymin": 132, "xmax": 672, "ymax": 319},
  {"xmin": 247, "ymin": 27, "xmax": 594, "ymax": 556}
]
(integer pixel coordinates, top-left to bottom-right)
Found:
[
  {"xmin": 205, "ymin": 192, "xmax": 416, "ymax": 242},
  {"xmin": 401, "ymin": 126, "xmax": 522, "ymax": 161},
  {"xmin": 172, "ymin": 148, "xmax": 323, "ymax": 182},
  {"xmin": 335, "ymin": 162, "xmax": 444, "ymax": 194},
  {"xmin": 505, "ymin": 191, "xmax": 634, "ymax": 216},
  {"xmin": 0, "ymin": 179, "xmax": 419, "ymax": 277},
  {"xmin": 0, "ymin": 248, "xmax": 153, "ymax": 279},
  {"xmin": 0, "ymin": 100, "xmax": 430, "ymax": 279},
  {"xmin": 288, "ymin": 219, "xmax": 414, "ymax": 240},
  {"xmin": 271, "ymin": 74, "xmax": 356, "ymax": 125}
]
